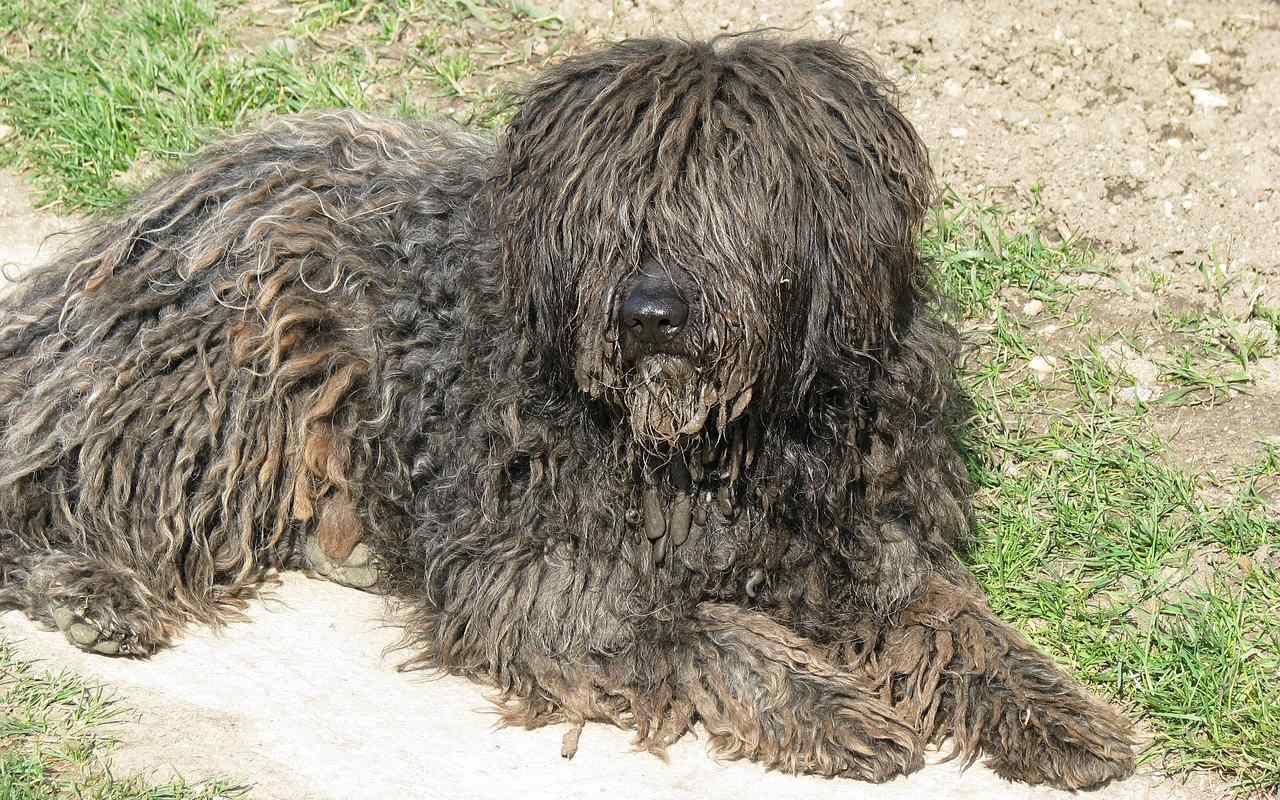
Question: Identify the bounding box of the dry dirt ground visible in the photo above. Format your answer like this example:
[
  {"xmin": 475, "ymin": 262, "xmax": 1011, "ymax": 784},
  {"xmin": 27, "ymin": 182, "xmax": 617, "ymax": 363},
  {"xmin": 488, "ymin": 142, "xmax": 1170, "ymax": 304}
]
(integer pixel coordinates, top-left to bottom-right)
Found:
[{"xmin": 1, "ymin": 0, "xmax": 1278, "ymax": 798}]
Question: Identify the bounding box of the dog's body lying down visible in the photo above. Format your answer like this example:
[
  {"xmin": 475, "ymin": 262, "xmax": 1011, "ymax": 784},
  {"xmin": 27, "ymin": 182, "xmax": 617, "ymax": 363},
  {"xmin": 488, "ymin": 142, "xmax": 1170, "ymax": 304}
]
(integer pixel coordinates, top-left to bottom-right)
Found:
[{"xmin": 0, "ymin": 36, "xmax": 1136, "ymax": 789}]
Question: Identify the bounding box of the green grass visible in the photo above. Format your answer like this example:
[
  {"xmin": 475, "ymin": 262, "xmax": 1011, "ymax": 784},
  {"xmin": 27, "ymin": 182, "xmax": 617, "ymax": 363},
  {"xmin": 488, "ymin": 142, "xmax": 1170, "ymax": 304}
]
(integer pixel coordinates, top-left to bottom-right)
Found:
[
  {"xmin": 0, "ymin": 0, "xmax": 379, "ymax": 209},
  {"xmin": 0, "ymin": 640, "xmax": 247, "ymax": 799},
  {"xmin": 1, "ymin": 0, "xmax": 1278, "ymax": 793},
  {"xmin": 930, "ymin": 197, "xmax": 1280, "ymax": 791},
  {"xmin": 0, "ymin": 0, "xmax": 576, "ymax": 209}
]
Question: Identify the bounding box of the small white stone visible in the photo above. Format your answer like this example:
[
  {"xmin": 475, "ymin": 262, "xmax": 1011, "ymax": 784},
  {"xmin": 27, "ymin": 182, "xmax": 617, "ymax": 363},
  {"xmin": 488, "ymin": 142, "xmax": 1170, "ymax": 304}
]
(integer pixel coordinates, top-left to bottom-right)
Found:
[
  {"xmin": 1128, "ymin": 159, "xmax": 1146, "ymax": 177},
  {"xmin": 942, "ymin": 78, "xmax": 964, "ymax": 97},
  {"xmin": 1188, "ymin": 49, "xmax": 1212, "ymax": 66},
  {"xmin": 1028, "ymin": 355, "xmax": 1057, "ymax": 381},
  {"xmin": 949, "ymin": 127, "xmax": 968, "ymax": 139},
  {"xmin": 1099, "ymin": 342, "xmax": 1160, "ymax": 386},
  {"xmin": 1171, "ymin": 18, "xmax": 1194, "ymax": 31},
  {"xmin": 1021, "ymin": 299, "xmax": 1045, "ymax": 317},
  {"xmin": 0, "ymin": 124, "xmax": 12, "ymax": 141},
  {"xmin": 1190, "ymin": 88, "xmax": 1228, "ymax": 109},
  {"xmin": 269, "ymin": 36, "xmax": 299, "ymax": 55}
]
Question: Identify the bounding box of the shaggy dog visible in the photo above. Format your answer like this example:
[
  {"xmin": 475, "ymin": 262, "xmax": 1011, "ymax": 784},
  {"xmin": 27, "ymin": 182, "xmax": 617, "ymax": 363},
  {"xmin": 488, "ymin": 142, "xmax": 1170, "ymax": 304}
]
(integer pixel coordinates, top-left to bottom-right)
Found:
[{"xmin": 0, "ymin": 36, "xmax": 1135, "ymax": 789}]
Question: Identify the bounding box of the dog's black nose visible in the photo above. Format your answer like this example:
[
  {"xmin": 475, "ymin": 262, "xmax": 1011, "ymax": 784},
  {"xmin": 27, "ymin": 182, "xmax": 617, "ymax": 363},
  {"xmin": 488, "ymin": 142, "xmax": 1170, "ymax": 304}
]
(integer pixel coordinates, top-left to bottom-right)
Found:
[{"xmin": 621, "ymin": 280, "xmax": 688, "ymax": 344}]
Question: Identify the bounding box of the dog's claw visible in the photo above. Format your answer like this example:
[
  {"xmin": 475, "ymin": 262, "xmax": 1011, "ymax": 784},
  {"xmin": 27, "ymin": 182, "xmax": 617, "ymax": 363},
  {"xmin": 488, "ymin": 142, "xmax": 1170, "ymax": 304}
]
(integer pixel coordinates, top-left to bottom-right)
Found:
[{"xmin": 561, "ymin": 722, "xmax": 584, "ymax": 759}]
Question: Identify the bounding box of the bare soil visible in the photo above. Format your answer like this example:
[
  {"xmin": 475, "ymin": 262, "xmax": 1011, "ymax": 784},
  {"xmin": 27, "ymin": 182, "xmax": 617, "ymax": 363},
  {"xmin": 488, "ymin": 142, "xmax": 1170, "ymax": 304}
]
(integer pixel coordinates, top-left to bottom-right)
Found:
[{"xmin": 569, "ymin": 0, "xmax": 1280, "ymax": 279}]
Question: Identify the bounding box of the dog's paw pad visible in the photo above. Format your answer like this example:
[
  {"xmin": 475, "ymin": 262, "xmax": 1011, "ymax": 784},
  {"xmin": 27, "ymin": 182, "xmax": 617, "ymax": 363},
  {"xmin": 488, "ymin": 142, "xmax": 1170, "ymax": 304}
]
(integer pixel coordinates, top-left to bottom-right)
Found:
[
  {"xmin": 304, "ymin": 538, "xmax": 381, "ymax": 591},
  {"xmin": 49, "ymin": 602, "xmax": 138, "ymax": 656}
]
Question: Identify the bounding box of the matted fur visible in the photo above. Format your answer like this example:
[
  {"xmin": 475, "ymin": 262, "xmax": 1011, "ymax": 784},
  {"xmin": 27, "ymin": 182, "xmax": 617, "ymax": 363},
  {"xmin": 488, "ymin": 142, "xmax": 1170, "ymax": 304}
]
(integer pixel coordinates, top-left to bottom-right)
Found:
[{"xmin": 0, "ymin": 36, "xmax": 1135, "ymax": 789}]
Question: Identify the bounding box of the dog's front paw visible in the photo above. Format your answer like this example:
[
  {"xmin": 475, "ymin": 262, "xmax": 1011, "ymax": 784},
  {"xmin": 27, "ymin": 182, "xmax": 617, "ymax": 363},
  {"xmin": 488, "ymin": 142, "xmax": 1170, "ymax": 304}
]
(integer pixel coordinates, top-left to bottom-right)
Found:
[
  {"xmin": 822, "ymin": 682, "xmax": 923, "ymax": 782},
  {"xmin": 702, "ymin": 670, "xmax": 924, "ymax": 783},
  {"xmin": 44, "ymin": 562, "xmax": 170, "ymax": 656},
  {"xmin": 50, "ymin": 601, "xmax": 147, "ymax": 656},
  {"xmin": 983, "ymin": 719, "xmax": 1136, "ymax": 791}
]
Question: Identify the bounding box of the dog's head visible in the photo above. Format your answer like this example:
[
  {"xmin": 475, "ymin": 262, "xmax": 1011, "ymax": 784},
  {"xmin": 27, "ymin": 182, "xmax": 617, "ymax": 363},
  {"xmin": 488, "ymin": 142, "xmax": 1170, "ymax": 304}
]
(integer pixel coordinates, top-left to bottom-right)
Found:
[{"xmin": 496, "ymin": 36, "xmax": 932, "ymax": 449}]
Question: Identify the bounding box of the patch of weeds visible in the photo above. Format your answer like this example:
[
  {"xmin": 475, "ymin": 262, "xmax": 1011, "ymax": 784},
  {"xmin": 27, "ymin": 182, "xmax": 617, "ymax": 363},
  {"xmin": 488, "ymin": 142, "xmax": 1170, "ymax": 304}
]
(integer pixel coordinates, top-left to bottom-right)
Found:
[
  {"xmin": 430, "ymin": 52, "xmax": 476, "ymax": 97},
  {"xmin": 928, "ymin": 194, "xmax": 1280, "ymax": 791},
  {"xmin": 1144, "ymin": 268, "xmax": 1173, "ymax": 294},
  {"xmin": 923, "ymin": 189, "xmax": 1083, "ymax": 320},
  {"xmin": 0, "ymin": 0, "xmax": 377, "ymax": 209},
  {"xmin": 1155, "ymin": 347, "xmax": 1251, "ymax": 408},
  {"xmin": 288, "ymin": 0, "xmax": 388, "ymax": 37},
  {"xmin": 1195, "ymin": 249, "xmax": 1237, "ymax": 305},
  {"xmin": 1160, "ymin": 311, "xmax": 1277, "ymax": 370},
  {"xmin": 0, "ymin": 638, "xmax": 248, "ymax": 799},
  {"xmin": 279, "ymin": 0, "xmax": 582, "ymax": 127},
  {"xmin": 1256, "ymin": 304, "xmax": 1280, "ymax": 341}
]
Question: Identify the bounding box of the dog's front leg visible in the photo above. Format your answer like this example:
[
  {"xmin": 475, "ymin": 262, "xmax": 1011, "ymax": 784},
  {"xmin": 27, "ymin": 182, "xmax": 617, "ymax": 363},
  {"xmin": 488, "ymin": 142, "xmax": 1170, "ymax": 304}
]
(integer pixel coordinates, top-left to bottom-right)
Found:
[
  {"xmin": 676, "ymin": 602, "xmax": 923, "ymax": 783},
  {"xmin": 837, "ymin": 576, "xmax": 1136, "ymax": 790}
]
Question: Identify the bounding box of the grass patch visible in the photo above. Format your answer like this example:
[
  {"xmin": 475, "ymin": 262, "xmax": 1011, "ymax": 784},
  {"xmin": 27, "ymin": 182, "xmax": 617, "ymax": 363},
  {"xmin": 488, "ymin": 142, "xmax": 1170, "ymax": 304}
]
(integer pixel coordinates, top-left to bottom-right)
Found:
[
  {"xmin": 0, "ymin": 0, "xmax": 378, "ymax": 209},
  {"xmin": 0, "ymin": 0, "xmax": 580, "ymax": 210},
  {"xmin": 0, "ymin": 639, "xmax": 247, "ymax": 799},
  {"xmin": 262, "ymin": 0, "xmax": 577, "ymax": 126},
  {"xmin": 931, "ymin": 197, "xmax": 1280, "ymax": 791}
]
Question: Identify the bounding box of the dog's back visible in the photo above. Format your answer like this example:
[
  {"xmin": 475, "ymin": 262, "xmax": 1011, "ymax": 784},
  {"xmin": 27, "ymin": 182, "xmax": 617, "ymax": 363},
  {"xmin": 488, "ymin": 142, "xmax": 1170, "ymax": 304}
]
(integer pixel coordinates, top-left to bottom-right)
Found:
[{"xmin": 0, "ymin": 112, "xmax": 490, "ymax": 651}]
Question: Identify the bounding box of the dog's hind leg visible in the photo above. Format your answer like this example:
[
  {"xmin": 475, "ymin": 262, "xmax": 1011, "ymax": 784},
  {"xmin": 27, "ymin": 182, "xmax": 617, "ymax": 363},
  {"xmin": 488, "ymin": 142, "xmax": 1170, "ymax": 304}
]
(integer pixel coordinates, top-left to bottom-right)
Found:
[
  {"xmin": 840, "ymin": 576, "xmax": 1136, "ymax": 791},
  {"xmin": 677, "ymin": 603, "xmax": 924, "ymax": 783},
  {"xmin": 0, "ymin": 537, "xmax": 182, "ymax": 656}
]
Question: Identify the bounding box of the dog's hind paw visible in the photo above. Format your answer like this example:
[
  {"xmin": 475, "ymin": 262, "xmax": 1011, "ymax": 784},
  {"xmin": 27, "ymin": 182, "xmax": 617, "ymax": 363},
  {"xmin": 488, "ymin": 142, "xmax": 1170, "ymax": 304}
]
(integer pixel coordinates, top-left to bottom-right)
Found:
[
  {"xmin": 50, "ymin": 601, "xmax": 144, "ymax": 656},
  {"xmin": 303, "ymin": 536, "xmax": 380, "ymax": 590},
  {"xmin": 41, "ymin": 560, "xmax": 173, "ymax": 657}
]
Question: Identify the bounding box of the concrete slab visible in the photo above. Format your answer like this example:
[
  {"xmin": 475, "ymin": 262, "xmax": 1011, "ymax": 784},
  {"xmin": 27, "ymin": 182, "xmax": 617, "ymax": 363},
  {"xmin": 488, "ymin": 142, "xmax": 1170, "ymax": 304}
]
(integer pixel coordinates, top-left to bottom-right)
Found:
[{"xmin": 0, "ymin": 574, "xmax": 1216, "ymax": 800}]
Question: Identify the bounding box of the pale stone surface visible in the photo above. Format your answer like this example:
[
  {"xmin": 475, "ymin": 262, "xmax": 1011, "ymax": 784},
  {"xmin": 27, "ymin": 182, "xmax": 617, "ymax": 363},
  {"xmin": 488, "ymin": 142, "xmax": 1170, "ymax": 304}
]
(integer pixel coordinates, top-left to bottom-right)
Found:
[{"xmin": 0, "ymin": 575, "xmax": 1215, "ymax": 800}]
